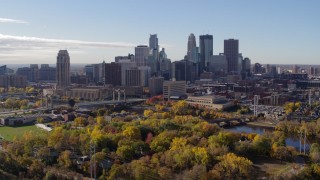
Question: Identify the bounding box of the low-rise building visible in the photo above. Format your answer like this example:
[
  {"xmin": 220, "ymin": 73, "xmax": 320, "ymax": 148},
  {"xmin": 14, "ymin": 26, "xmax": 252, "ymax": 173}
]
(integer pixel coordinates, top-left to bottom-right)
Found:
[
  {"xmin": 186, "ymin": 95, "xmax": 234, "ymax": 110},
  {"xmin": 163, "ymin": 80, "xmax": 186, "ymax": 100}
]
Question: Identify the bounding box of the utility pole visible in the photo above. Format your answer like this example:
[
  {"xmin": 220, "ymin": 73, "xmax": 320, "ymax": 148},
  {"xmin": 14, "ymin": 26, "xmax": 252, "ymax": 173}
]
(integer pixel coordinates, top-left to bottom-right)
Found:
[
  {"xmin": 90, "ymin": 140, "xmax": 96, "ymax": 180},
  {"xmin": 304, "ymin": 127, "xmax": 307, "ymax": 155}
]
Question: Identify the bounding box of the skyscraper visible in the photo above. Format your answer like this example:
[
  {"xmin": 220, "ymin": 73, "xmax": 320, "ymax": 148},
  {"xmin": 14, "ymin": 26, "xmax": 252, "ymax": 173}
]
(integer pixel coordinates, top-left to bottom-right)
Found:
[
  {"xmin": 224, "ymin": 39, "xmax": 239, "ymax": 73},
  {"xmin": 187, "ymin": 33, "xmax": 196, "ymax": 60},
  {"xmin": 199, "ymin": 34, "xmax": 213, "ymax": 72},
  {"xmin": 56, "ymin": 50, "xmax": 70, "ymax": 87},
  {"xmin": 134, "ymin": 45, "xmax": 150, "ymax": 67},
  {"xmin": 149, "ymin": 34, "xmax": 159, "ymax": 51}
]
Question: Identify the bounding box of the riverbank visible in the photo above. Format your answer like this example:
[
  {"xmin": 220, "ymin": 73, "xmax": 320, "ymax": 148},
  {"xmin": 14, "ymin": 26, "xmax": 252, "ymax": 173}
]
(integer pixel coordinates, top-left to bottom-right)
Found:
[{"xmin": 247, "ymin": 121, "xmax": 276, "ymax": 128}]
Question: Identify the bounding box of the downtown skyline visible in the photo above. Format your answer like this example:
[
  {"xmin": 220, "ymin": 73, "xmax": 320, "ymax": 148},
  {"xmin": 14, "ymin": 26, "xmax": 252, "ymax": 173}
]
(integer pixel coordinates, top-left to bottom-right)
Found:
[{"xmin": 0, "ymin": 0, "xmax": 320, "ymax": 65}]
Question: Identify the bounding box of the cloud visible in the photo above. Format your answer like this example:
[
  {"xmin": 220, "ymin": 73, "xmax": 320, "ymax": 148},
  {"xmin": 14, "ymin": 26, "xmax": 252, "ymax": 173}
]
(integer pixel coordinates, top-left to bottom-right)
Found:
[
  {"xmin": 0, "ymin": 18, "xmax": 28, "ymax": 24},
  {"xmin": 0, "ymin": 33, "xmax": 137, "ymax": 49}
]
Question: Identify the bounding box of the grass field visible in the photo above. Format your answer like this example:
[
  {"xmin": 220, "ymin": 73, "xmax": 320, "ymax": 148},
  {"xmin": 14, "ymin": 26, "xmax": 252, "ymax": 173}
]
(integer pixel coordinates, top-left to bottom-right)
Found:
[{"xmin": 0, "ymin": 124, "xmax": 46, "ymax": 141}]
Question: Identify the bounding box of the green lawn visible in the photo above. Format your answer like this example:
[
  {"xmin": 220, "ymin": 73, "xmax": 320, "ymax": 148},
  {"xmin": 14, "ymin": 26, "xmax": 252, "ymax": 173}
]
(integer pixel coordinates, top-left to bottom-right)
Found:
[{"xmin": 0, "ymin": 124, "xmax": 46, "ymax": 141}]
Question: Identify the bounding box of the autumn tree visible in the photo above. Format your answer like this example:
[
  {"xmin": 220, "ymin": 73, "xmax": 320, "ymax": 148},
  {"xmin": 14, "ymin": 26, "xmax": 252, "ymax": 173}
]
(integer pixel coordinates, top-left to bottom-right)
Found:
[
  {"xmin": 58, "ymin": 150, "xmax": 73, "ymax": 169},
  {"xmin": 310, "ymin": 143, "xmax": 320, "ymax": 163},
  {"xmin": 210, "ymin": 153, "xmax": 253, "ymax": 179},
  {"xmin": 122, "ymin": 126, "xmax": 141, "ymax": 140}
]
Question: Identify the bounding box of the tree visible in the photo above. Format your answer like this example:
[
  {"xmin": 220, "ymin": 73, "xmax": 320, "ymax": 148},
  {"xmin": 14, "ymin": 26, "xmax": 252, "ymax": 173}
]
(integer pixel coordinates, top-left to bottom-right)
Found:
[
  {"xmin": 58, "ymin": 150, "xmax": 73, "ymax": 169},
  {"xmin": 116, "ymin": 145, "xmax": 135, "ymax": 161},
  {"xmin": 310, "ymin": 143, "xmax": 320, "ymax": 163},
  {"xmin": 37, "ymin": 117, "xmax": 44, "ymax": 124},
  {"xmin": 96, "ymin": 116, "xmax": 106, "ymax": 126},
  {"xmin": 171, "ymin": 100, "xmax": 190, "ymax": 115},
  {"xmin": 143, "ymin": 109, "xmax": 154, "ymax": 118},
  {"xmin": 73, "ymin": 117, "xmax": 87, "ymax": 127},
  {"xmin": 192, "ymin": 147, "xmax": 209, "ymax": 165},
  {"xmin": 122, "ymin": 126, "xmax": 141, "ymax": 140},
  {"xmin": 210, "ymin": 153, "xmax": 253, "ymax": 179}
]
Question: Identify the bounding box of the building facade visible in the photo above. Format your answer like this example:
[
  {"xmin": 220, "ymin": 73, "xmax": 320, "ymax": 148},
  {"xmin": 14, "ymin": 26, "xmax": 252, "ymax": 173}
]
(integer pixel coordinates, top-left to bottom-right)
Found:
[
  {"xmin": 56, "ymin": 50, "xmax": 70, "ymax": 87},
  {"xmin": 134, "ymin": 45, "xmax": 150, "ymax": 67},
  {"xmin": 163, "ymin": 80, "xmax": 186, "ymax": 100},
  {"xmin": 224, "ymin": 39, "xmax": 239, "ymax": 73},
  {"xmin": 199, "ymin": 34, "xmax": 213, "ymax": 72}
]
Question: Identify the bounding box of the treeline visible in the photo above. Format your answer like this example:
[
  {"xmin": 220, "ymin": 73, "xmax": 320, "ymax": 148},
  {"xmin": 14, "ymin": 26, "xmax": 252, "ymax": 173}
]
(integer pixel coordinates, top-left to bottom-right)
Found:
[{"xmin": 1, "ymin": 100, "xmax": 320, "ymax": 179}]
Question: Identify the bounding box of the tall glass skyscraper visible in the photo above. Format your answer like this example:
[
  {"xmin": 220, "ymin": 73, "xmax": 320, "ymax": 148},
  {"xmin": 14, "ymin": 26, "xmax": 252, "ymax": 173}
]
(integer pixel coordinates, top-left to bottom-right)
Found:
[{"xmin": 199, "ymin": 34, "xmax": 213, "ymax": 72}]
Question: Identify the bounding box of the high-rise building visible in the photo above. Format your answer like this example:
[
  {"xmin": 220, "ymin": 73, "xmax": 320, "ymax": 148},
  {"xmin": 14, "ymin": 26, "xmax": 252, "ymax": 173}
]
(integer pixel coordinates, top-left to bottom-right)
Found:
[
  {"xmin": 207, "ymin": 54, "xmax": 228, "ymax": 74},
  {"xmin": 39, "ymin": 64, "xmax": 56, "ymax": 82},
  {"xmin": 16, "ymin": 64, "xmax": 39, "ymax": 83},
  {"xmin": 105, "ymin": 62, "xmax": 121, "ymax": 86},
  {"xmin": 224, "ymin": 39, "xmax": 239, "ymax": 73},
  {"xmin": 149, "ymin": 77, "xmax": 164, "ymax": 96},
  {"xmin": 187, "ymin": 33, "xmax": 197, "ymax": 61},
  {"xmin": 134, "ymin": 45, "xmax": 150, "ymax": 67},
  {"xmin": 199, "ymin": 34, "xmax": 213, "ymax": 72},
  {"xmin": 0, "ymin": 65, "xmax": 7, "ymax": 76},
  {"xmin": 149, "ymin": 34, "xmax": 159, "ymax": 51},
  {"xmin": 241, "ymin": 57, "xmax": 251, "ymax": 78},
  {"xmin": 56, "ymin": 50, "xmax": 70, "ymax": 87},
  {"xmin": 125, "ymin": 68, "xmax": 141, "ymax": 86},
  {"xmin": 118, "ymin": 60, "xmax": 137, "ymax": 86},
  {"xmin": 172, "ymin": 60, "xmax": 197, "ymax": 84}
]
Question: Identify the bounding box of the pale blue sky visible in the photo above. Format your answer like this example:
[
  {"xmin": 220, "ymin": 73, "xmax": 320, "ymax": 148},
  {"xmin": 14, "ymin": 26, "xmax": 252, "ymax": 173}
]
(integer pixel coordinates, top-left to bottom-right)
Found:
[{"xmin": 0, "ymin": 0, "xmax": 319, "ymax": 64}]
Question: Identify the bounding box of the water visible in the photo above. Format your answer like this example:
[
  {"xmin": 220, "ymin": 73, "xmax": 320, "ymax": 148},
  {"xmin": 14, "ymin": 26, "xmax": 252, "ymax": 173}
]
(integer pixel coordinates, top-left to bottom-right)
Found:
[{"xmin": 226, "ymin": 125, "xmax": 313, "ymax": 151}]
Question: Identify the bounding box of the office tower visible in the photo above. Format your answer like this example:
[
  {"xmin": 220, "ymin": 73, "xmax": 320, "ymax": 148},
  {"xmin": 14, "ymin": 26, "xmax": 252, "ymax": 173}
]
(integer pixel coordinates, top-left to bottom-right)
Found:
[
  {"xmin": 125, "ymin": 68, "xmax": 141, "ymax": 86},
  {"xmin": 199, "ymin": 34, "xmax": 213, "ymax": 72},
  {"xmin": 16, "ymin": 64, "xmax": 39, "ymax": 83},
  {"xmin": 148, "ymin": 34, "xmax": 159, "ymax": 75},
  {"xmin": 99, "ymin": 61, "xmax": 106, "ymax": 84},
  {"xmin": 207, "ymin": 54, "xmax": 228, "ymax": 74},
  {"xmin": 138, "ymin": 66, "xmax": 151, "ymax": 87},
  {"xmin": 241, "ymin": 57, "xmax": 251, "ymax": 78},
  {"xmin": 224, "ymin": 39, "xmax": 239, "ymax": 73},
  {"xmin": 30, "ymin": 64, "xmax": 39, "ymax": 83},
  {"xmin": 84, "ymin": 65, "xmax": 94, "ymax": 82},
  {"xmin": 105, "ymin": 62, "xmax": 121, "ymax": 86},
  {"xmin": 149, "ymin": 34, "xmax": 159, "ymax": 51},
  {"xmin": 172, "ymin": 60, "xmax": 197, "ymax": 84},
  {"xmin": 134, "ymin": 45, "xmax": 150, "ymax": 66},
  {"xmin": 0, "ymin": 65, "xmax": 7, "ymax": 75},
  {"xmin": 149, "ymin": 77, "xmax": 164, "ymax": 96},
  {"xmin": 159, "ymin": 48, "xmax": 171, "ymax": 80},
  {"xmin": 118, "ymin": 60, "xmax": 137, "ymax": 86},
  {"xmin": 39, "ymin": 64, "xmax": 56, "ymax": 82},
  {"xmin": 56, "ymin": 50, "xmax": 70, "ymax": 87},
  {"xmin": 187, "ymin": 33, "xmax": 197, "ymax": 61}
]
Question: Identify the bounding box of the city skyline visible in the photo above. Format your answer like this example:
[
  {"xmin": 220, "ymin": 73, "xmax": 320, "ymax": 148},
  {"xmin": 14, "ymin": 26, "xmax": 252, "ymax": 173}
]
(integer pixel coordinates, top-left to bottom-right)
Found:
[{"xmin": 0, "ymin": 0, "xmax": 320, "ymax": 64}]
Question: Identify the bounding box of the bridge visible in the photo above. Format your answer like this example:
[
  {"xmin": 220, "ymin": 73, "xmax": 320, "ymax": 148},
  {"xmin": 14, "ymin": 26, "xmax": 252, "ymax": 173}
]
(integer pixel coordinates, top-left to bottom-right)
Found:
[{"xmin": 207, "ymin": 118, "xmax": 249, "ymax": 127}]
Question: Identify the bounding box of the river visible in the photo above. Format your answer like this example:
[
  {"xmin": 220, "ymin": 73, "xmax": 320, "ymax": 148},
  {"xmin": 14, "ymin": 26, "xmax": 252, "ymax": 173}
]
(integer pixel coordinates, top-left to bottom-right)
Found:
[{"xmin": 226, "ymin": 125, "xmax": 314, "ymax": 152}]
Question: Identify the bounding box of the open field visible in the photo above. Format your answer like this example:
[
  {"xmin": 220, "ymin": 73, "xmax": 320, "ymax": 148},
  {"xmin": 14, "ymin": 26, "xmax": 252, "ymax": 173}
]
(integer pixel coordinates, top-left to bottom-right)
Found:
[
  {"xmin": 251, "ymin": 156, "xmax": 304, "ymax": 178},
  {"xmin": 0, "ymin": 124, "xmax": 46, "ymax": 141}
]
